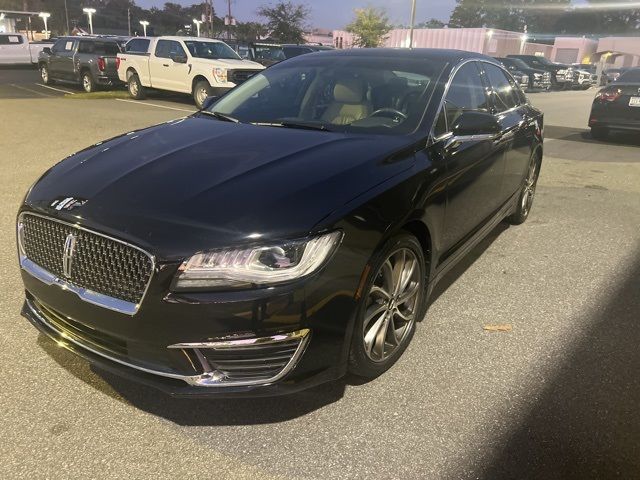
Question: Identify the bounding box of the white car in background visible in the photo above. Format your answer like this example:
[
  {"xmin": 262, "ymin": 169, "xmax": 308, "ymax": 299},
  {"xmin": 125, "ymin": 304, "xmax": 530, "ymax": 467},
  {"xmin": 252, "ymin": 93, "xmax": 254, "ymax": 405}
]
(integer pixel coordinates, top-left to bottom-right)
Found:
[
  {"xmin": 117, "ymin": 36, "xmax": 264, "ymax": 108},
  {"xmin": 0, "ymin": 33, "xmax": 53, "ymax": 65}
]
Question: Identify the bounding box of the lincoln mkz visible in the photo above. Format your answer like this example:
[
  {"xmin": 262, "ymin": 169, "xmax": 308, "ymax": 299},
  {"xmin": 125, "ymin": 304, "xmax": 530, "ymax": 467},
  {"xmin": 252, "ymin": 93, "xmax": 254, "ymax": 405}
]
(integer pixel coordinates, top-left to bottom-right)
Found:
[{"xmin": 18, "ymin": 49, "xmax": 543, "ymax": 397}]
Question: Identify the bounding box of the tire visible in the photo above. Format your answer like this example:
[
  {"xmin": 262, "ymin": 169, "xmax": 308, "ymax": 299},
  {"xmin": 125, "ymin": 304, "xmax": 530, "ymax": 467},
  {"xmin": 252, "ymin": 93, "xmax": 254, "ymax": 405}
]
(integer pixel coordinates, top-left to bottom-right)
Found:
[
  {"xmin": 192, "ymin": 79, "xmax": 212, "ymax": 109},
  {"xmin": 81, "ymin": 71, "xmax": 95, "ymax": 93},
  {"xmin": 40, "ymin": 64, "xmax": 53, "ymax": 85},
  {"xmin": 591, "ymin": 126, "xmax": 609, "ymax": 141},
  {"xmin": 348, "ymin": 233, "xmax": 427, "ymax": 379},
  {"xmin": 127, "ymin": 73, "xmax": 146, "ymax": 100},
  {"xmin": 507, "ymin": 152, "xmax": 541, "ymax": 225}
]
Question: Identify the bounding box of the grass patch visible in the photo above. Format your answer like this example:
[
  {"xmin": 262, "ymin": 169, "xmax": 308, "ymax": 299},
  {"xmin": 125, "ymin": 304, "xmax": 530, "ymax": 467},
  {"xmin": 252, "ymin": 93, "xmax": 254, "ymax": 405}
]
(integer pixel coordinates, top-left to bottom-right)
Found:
[{"xmin": 65, "ymin": 90, "xmax": 130, "ymax": 99}]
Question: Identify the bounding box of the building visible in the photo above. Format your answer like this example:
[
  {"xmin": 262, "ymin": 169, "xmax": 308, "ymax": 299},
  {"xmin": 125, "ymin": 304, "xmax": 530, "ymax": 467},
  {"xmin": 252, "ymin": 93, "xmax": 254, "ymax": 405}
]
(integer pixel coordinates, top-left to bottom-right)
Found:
[{"xmin": 332, "ymin": 27, "xmax": 639, "ymax": 67}]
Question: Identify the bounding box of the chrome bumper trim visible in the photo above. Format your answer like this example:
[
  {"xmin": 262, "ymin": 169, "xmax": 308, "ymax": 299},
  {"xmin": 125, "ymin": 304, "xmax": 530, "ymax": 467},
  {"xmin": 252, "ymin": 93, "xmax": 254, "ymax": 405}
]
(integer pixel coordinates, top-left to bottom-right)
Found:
[
  {"xmin": 20, "ymin": 256, "xmax": 139, "ymax": 315},
  {"xmin": 25, "ymin": 296, "xmax": 310, "ymax": 388}
]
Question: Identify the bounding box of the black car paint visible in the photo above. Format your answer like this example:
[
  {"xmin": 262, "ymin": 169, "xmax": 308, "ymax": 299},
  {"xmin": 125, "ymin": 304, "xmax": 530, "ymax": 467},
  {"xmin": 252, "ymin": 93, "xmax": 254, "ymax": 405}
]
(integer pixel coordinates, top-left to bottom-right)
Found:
[
  {"xmin": 19, "ymin": 49, "xmax": 544, "ymax": 397},
  {"xmin": 589, "ymin": 81, "xmax": 640, "ymax": 133}
]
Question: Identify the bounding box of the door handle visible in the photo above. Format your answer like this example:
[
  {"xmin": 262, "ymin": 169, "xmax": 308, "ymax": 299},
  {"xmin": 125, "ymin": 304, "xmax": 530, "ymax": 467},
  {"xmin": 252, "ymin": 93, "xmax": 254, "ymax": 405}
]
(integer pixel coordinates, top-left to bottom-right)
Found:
[{"xmin": 162, "ymin": 64, "xmax": 169, "ymax": 67}]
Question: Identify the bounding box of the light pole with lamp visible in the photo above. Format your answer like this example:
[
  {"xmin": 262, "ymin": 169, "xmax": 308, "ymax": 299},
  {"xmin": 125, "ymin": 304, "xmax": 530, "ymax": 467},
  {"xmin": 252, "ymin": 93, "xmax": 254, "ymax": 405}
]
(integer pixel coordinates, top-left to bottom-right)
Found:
[
  {"xmin": 193, "ymin": 19, "xmax": 202, "ymax": 37},
  {"xmin": 408, "ymin": 0, "xmax": 417, "ymax": 49},
  {"xmin": 83, "ymin": 7, "xmax": 96, "ymax": 34},
  {"xmin": 38, "ymin": 12, "xmax": 51, "ymax": 39},
  {"xmin": 139, "ymin": 20, "xmax": 149, "ymax": 36}
]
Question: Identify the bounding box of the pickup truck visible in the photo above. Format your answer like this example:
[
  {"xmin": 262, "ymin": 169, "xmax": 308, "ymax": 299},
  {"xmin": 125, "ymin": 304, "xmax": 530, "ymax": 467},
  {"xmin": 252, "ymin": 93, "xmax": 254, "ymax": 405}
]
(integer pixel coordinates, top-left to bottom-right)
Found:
[
  {"xmin": 0, "ymin": 33, "xmax": 53, "ymax": 65},
  {"xmin": 507, "ymin": 54, "xmax": 578, "ymax": 90},
  {"xmin": 38, "ymin": 36, "xmax": 123, "ymax": 93},
  {"xmin": 117, "ymin": 36, "xmax": 264, "ymax": 108}
]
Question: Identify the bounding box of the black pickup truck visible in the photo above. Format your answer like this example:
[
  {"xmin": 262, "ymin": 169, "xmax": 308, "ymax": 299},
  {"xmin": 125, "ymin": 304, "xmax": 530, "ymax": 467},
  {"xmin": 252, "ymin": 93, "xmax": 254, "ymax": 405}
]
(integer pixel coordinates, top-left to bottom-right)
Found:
[{"xmin": 39, "ymin": 36, "xmax": 124, "ymax": 93}]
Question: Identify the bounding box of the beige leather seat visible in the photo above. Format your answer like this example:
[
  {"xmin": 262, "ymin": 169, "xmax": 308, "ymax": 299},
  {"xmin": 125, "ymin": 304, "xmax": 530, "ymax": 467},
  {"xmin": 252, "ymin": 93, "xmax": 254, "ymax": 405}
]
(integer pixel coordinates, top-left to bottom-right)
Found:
[{"xmin": 321, "ymin": 78, "xmax": 371, "ymax": 125}]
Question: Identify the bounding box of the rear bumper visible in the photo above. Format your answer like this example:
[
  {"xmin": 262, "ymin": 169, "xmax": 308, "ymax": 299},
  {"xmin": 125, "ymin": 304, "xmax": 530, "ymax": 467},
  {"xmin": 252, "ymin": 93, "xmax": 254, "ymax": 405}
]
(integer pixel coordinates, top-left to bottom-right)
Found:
[{"xmin": 95, "ymin": 75, "xmax": 123, "ymax": 87}]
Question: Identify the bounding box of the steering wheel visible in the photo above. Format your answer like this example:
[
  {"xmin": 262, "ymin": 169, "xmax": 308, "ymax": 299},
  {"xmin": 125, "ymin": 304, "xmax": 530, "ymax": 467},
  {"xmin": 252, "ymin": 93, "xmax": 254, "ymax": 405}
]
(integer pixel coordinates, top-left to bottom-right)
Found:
[{"xmin": 370, "ymin": 108, "xmax": 408, "ymax": 121}]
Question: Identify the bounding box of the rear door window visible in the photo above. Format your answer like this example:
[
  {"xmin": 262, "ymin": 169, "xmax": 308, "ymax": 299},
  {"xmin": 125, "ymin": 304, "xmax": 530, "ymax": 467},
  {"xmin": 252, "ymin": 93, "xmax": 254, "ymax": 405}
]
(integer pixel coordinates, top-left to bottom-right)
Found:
[
  {"xmin": 94, "ymin": 42, "xmax": 120, "ymax": 55},
  {"xmin": 125, "ymin": 38, "xmax": 150, "ymax": 53},
  {"xmin": 155, "ymin": 40, "xmax": 185, "ymax": 59},
  {"xmin": 0, "ymin": 35, "xmax": 23, "ymax": 45}
]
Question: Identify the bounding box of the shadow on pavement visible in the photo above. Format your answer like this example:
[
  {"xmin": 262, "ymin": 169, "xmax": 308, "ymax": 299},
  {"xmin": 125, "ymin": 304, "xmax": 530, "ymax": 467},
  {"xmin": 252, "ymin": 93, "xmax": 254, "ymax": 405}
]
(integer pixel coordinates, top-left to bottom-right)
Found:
[
  {"xmin": 475, "ymin": 252, "xmax": 640, "ymax": 479},
  {"xmin": 545, "ymin": 125, "xmax": 640, "ymax": 148}
]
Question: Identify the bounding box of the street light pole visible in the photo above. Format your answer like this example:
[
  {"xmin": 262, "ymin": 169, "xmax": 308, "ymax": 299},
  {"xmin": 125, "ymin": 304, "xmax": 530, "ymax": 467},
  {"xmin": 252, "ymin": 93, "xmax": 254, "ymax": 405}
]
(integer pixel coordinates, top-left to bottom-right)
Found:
[
  {"xmin": 408, "ymin": 0, "xmax": 417, "ymax": 49},
  {"xmin": 139, "ymin": 20, "xmax": 149, "ymax": 37},
  {"xmin": 83, "ymin": 8, "xmax": 96, "ymax": 35},
  {"xmin": 39, "ymin": 12, "xmax": 50, "ymax": 39},
  {"xmin": 193, "ymin": 19, "xmax": 202, "ymax": 37}
]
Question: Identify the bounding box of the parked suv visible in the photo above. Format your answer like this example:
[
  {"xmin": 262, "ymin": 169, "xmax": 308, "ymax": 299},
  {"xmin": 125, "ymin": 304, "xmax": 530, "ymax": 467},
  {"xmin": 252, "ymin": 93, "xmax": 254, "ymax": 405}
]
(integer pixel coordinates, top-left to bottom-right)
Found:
[
  {"xmin": 495, "ymin": 57, "xmax": 551, "ymax": 91},
  {"xmin": 39, "ymin": 36, "xmax": 123, "ymax": 93},
  {"xmin": 507, "ymin": 54, "xmax": 577, "ymax": 90}
]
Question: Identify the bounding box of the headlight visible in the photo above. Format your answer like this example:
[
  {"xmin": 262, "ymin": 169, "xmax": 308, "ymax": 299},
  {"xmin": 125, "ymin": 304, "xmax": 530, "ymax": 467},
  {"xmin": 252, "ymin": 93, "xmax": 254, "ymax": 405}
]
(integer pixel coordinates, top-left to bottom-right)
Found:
[
  {"xmin": 534, "ymin": 73, "xmax": 542, "ymax": 79},
  {"xmin": 213, "ymin": 67, "xmax": 227, "ymax": 83},
  {"xmin": 522, "ymin": 74, "xmax": 529, "ymax": 83},
  {"xmin": 173, "ymin": 231, "xmax": 342, "ymax": 290}
]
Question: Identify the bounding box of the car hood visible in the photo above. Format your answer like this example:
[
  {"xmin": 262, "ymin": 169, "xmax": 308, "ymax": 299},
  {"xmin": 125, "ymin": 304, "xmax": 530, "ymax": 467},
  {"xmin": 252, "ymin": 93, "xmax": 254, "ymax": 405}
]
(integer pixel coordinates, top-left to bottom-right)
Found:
[
  {"xmin": 193, "ymin": 57, "xmax": 264, "ymax": 70},
  {"xmin": 25, "ymin": 116, "xmax": 415, "ymax": 259}
]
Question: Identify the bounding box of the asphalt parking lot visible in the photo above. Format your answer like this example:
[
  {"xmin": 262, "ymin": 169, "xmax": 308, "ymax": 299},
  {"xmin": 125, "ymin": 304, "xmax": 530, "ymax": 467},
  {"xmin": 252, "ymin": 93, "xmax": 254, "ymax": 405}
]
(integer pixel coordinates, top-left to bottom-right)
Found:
[{"xmin": 1, "ymin": 66, "xmax": 639, "ymax": 479}]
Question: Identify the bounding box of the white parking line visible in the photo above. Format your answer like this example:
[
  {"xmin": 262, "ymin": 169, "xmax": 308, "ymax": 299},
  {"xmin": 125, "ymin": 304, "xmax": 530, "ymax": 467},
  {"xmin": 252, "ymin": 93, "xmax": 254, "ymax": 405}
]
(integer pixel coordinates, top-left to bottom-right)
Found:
[
  {"xmin": 115, "ymin": 98, "xmax": 195, "ymax": 113},
  {"xmin": 9, "ymin": 83, "xmax": 53, "ymax": 97},
  {"xmin": 35, "ymin": 83, "xmax": 75, "ymax": 95}
]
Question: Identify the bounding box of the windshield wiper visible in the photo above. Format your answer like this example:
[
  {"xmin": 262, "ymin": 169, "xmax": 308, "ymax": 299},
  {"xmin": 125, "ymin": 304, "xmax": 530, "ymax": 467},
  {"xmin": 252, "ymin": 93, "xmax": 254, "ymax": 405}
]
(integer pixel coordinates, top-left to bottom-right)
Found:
[
  {"xmin": 200, "ymin": 110, "xmax": 240, "ymax": 123},
  {"xmin": 253, "ymin": 121, "xmax": 332, "ymax": 132}
]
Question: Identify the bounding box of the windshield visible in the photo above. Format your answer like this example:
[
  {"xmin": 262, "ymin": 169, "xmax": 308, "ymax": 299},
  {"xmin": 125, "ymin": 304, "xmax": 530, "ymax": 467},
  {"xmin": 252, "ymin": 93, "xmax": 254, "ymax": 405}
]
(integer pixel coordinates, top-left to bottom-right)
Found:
[
  {"xmin": 253, "ymin": 45, "xmax": 286, "ymax": 62},
  {"xmin": 208, "ymin": 55, "xmax": 445, "ymax": 135},
  {"xmin": 184, "ymin": 40, "xmax": 240, "ymax": 60},
  {"xmin": 617, "ymin": 69, "xmax": 640, "ymax": 82}
]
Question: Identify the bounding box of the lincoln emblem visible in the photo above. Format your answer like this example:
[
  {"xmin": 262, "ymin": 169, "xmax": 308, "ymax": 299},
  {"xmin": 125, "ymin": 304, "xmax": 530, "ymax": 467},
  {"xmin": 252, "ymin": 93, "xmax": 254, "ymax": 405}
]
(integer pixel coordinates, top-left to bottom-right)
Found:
[{"xmin": 62, "ymin": 233, "xmax": 77, "ymax": 278}]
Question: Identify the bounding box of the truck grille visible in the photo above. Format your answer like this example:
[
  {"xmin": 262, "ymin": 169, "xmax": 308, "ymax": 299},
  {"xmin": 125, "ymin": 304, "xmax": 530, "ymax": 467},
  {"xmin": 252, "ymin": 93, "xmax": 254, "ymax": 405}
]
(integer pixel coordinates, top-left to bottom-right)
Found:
[
  {"xmin": 229, "ymin": 69, "xmax": 259, "ymax": 85},
  {"xmin": 19, "ymin": 213, "xmax": 154, "ymax": 306}
]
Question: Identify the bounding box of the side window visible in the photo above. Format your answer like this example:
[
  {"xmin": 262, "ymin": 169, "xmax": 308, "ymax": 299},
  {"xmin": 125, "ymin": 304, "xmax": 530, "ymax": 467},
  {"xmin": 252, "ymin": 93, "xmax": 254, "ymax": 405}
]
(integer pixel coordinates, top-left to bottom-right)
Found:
[
  {"xmin": 441, "ymin": 62, "xmax": 489, "ymax": 131},
  {"xmin": 156, "ymin": 40, "xmax": 186, "ymax": 59},
  {"xmin": 51, "ymin": 39, "xmax": 65, "ymax": 54},
  {"xmin": 93, "ymin": 42, "xmax": 120, "ymax": 55},
  {"xmin": 126, "ymin": 38, "xmax": 150, "ymax": 53},
  {"xmin": 0, "ymin": 35, "xmax": 23, "ymax": 45},
  {"xmin": 77, "ymin": 41, "xmax": 94, "ymax": 54},
  {"xmin": 483, "ymin": 63, "xmax": 518, "ymax": 112}
]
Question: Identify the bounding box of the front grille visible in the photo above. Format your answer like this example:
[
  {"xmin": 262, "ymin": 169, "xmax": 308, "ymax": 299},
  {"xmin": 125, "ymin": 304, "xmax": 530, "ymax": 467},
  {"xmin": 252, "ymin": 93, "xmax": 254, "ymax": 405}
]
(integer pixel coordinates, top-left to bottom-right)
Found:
[
  {"xmin": 20, "ymin": 214, "xmax": 153, "ymax": 305},
  {"xmin": 229, "ymin": 69, "xmax": 258, "ymax": 85},
  {"xmin": 542, "ymin": 72, "xmax": 551, "ymax": 84}
]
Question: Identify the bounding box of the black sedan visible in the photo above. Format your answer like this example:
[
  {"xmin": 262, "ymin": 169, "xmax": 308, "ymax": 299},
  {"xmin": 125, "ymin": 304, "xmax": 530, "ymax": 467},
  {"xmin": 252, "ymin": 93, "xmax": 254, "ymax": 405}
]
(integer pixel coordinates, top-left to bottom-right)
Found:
[
  {"xmin": 17, "ymin": 49, "xmax": 543, "ymax": 397},
  {"xmin": 589, "ymin": 68, "xmax": 640, "ymax": 140}
]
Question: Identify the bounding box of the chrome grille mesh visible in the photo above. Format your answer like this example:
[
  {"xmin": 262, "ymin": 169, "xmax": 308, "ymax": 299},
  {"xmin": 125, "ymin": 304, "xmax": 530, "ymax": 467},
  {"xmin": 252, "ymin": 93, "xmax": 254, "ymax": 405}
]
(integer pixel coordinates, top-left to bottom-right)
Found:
[{"xmin": 20, "ymin": 214, "xmax": 153, "ymax": 304}]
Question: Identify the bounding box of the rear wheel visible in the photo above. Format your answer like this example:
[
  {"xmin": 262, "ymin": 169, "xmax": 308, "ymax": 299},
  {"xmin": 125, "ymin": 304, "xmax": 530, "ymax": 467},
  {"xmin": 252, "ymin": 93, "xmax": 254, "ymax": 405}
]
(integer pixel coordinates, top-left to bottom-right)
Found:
[
  {"xmin": 127, "ymin": 73, "xmax": 146, "ymax": 100},
  {"xmin": 349, "ymin": 234, "xmax": 426, "ymax": 379},
  {"xmin": 591, "ymin": 126, "xmax": 609, "ymax": 141},
  {"xmin": 193, "ymin": 80, "xmax": 212, "ymax": 109},
  {"xmin": 40, "ymin": 64, "xmax": 53, "ymax": 85},
  {"xmin": 507, "ymin": 152, "xmax": 541, "ymax": 225},
  {"xmin": 81, "ymin": 71, "xmax": 95, "ymax": 93}
]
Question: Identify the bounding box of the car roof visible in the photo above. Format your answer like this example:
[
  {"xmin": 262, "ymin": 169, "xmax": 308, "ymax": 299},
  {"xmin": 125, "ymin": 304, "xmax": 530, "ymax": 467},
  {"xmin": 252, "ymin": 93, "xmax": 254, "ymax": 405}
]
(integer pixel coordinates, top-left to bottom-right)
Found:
[
  {"xmin": 311, "ymin": 48, "xmax": 496, "ymax": 63},
  {"xmin": 159, "ymin": 36, "xmax": 225, "ymax": 43}
]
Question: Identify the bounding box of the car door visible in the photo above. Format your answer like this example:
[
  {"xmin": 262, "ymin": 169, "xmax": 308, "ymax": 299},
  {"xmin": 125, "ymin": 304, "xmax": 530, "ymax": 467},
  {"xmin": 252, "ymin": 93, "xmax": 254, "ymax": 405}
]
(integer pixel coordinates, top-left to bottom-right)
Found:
[
  {"xmin": 148, "ymin": 40, "xmax": 189, "ymax": 92},
  {"xmin": 0, "ymin": 34, "xmax": 28, "ymax": 64},
  {"xmin": 431, "ymin": 61, "xmax": 506, "ymax": 256},
  {"xmin": 481, "ymin": 62, "xmax": 532, "ymax": 200},
  {"xmin": 51, "ymin": 39, "xmax": 77, "ymax": 80}
]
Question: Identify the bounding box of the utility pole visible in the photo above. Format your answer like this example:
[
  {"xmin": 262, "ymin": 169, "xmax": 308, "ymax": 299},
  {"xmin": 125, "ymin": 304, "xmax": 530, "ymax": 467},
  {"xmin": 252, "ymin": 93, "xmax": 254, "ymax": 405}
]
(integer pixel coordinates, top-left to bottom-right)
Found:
[
  {"xmin": 227, "ymin": 0, "xmax": 231, "ymax": 41},
  {"xmin": 127, "ymin": 8, "xmax": 131, "ymax": 36},
  {"xmin": 64, "ymin": 0, "xmax": 70, "ymax": 34},
  {"xmin": 408, "ymin": 0, "xmax": 417, "ymax": 49}
]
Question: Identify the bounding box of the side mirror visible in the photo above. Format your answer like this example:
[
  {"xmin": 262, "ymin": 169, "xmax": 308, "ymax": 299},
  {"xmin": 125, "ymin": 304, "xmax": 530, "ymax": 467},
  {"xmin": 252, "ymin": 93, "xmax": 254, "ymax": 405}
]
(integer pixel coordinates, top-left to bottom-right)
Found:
[
  {"xmin": 451, "ymin": 111, "xmax": 501, "ymax": 137},
  {"xmin": 200, "ymin": 96, "xmax": 218, "ymax": 110},
  {"xmin": 170, "ymin": 53, "xmax": 188, "ymax": 64},
  {"xmin": 42, "ymin": 47, "xmax": 52, "ymax": 55}
]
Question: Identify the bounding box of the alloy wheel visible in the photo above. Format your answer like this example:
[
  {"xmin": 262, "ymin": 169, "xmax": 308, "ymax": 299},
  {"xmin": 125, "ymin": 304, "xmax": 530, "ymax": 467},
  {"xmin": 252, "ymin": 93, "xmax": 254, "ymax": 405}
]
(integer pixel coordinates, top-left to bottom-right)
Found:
[
  {"xmin": 521, "ymin": 158, "xmax": 539, "ymax": 217},
  {"xmin": 129, "ymin": 79, "xmax": 138, "ymax": 96},
  {"xmin": 41, "ymin": 67, "xmax": 48, "ymax": 83},
  {"xmin": 197, "ymin": 87, "xmax": 208, "ymax": 106},
  {"xmin": 83, "ymin": 75, "xmax": 92, "ymax": 93},
  {"xmin": 363, "ymin": 248, "xmax": 421, "ymax": 362}
]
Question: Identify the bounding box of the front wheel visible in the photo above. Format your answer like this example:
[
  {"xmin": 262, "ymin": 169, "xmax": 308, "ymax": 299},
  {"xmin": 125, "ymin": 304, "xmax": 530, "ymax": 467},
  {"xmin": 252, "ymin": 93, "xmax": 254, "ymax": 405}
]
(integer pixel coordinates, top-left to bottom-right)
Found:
[
  {"xmin": 349, "ymin": 234, "xmax": 426, "ymax": 379},
  {"xmin": 507, "ymin": 153, "xmax": 541, "ymax": 225},
  {"xmin": 40, "ymin": 64, "xmax": 53, "ymax": 85},
  {"xmin": 193, "ymin": 80, "xmax": 212, "ymax": 109},
  {"xmin": 81, "ymin": 71, "xmax": 95, "ymax": 93}
]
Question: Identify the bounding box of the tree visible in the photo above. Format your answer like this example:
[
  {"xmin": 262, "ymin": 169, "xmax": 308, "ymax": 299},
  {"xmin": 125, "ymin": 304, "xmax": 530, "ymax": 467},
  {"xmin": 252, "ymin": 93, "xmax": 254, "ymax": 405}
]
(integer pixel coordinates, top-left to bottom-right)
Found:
[
  {"xmin": 235, "ymin": 21, "xmax": 269, "ymax": 43},
  {"xmin": 257, "ymin": 1, "xmax": 309, "ymax": 43},
  {"xmin": 345, "ymin": 7, "xmax": 392, "ymax": 48},
  {"xmin": 415, "ymin": 18, "xmax": 446, "ymax": 28}
]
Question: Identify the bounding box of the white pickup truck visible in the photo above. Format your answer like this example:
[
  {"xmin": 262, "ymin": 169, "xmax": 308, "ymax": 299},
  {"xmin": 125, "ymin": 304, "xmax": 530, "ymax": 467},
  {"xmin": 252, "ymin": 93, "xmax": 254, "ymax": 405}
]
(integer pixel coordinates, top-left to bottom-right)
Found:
[
  {"xmin": 117, "ymin": 36, "xmax": 264, "ymax": 108},
  {"xmin": 0, "ymin": 33, "xmax": 53, "ymax": 65}
]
